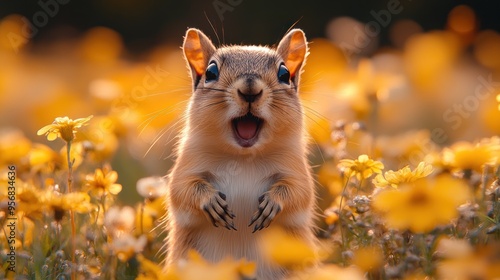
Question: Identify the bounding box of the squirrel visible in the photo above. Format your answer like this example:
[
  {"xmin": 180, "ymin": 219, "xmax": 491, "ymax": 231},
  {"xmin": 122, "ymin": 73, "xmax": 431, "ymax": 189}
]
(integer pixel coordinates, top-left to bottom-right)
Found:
[{"xmin": 165, "ymin": 28, "xmax": 317, "ymax": 279}]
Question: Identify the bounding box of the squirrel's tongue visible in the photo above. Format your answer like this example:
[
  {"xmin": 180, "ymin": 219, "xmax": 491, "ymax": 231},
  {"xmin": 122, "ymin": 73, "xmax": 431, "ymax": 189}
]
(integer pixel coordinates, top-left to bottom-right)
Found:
[{"xmin": 236, "ymin": 118, "xmax": 258, "ymax": 140}]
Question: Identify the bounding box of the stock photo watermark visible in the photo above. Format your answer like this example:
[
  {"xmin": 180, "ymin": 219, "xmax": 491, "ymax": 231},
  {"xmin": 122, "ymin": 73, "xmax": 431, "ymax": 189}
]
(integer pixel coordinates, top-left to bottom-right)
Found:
[
  {"xmin": 6, "ymin": 165, "xmax": 17, "ymax": 274},
  {"xmin": 443, "ymin": 74, "xmax": 500, "ymax": 130},
  {"xmin": 339, "ymin": 0, "xmax": 410, "ymax": 60},
  {"xmin": 213, "ymin": 0, "xmax": 244, "ymax": 21},
  {"xmin": 108, "ymin": 63, "xmax": 170, "ymax": 153},
  {"xmin": 111, "ymin": 64, "xmax": 169, "ymax": 115},
  {"xmin": 407, "ymin": 73, "xmax": 500, "ymax": 166},
  {"xmin": 7, "ymin": 0, "xmax": 70, "ymax": 53}
]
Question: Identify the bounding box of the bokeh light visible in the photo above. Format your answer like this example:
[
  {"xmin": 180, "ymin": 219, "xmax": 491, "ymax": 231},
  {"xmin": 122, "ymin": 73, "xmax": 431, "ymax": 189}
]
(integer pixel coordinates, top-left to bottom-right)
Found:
[
  {"xmin": 447, "ymin": 4, "xmax": 477, "ymax": 45},
  {"xmin": 389, "ymin": 19, "xmax": 423, "ymax": 49},
  {"xmin": 474, "ymin": 30, "xmax": 500, "ymax": 69}
]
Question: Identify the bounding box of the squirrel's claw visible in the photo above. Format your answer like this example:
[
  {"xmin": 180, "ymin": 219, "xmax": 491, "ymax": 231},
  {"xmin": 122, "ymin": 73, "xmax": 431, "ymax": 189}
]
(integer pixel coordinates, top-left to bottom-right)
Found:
[
  {"xmin": 202, "ymin": 191, "xmax": 237, "ymax": 230},
  {"xmin": 249, "ymin": 193, "xmax": 281, "ymax": 233}
]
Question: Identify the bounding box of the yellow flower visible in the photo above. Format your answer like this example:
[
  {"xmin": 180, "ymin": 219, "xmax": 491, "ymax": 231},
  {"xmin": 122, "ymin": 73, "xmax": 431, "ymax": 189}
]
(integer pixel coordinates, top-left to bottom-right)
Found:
[
  {"xmin": 42, "ymin": 187, "xmax": 94, "ymax": 220},
  {"xmin": 290, "ymin": 264, "xmax": 365, "ymax": 280},
  {"xmin": 85, "ymin": 135, "xmax": 118, "ymax": 162},
  {"xmin": 236, "ymin": 259, "xmax": 257, "ymax": 279},
  {"xmin": 317, "ymin": 161, "xmax": 344, "ymax": 196},
  {"xmin": 479, "ymin": 136, "xmax": 500, "ymax": 165},
  {"xmin": 63, "ymin": 193, "xmax": 94, "ymax": 213},
  {"xmin": 85, "ymin": 166, "xmax": 122, "ymax": 196},
  {"xmin": 137, "ymin": 254, "xmax": 174, "ymax": 280},
  {"xmin": 442, "ymin": 141, "xmax": 496, "ymax": 173},
  {"xmin": 373, "ymin": 162, "xmax": 433, "ymax": 188},
  {"xmin": 497, "ymin": 93, "xmax": 500, "ymax": 110},
  {"xmin": 324, "ymin": 208, "xmax": 339, "ymax": 225},
  {"xmin": 28, "ymin": 143, "xmax": 61, "ymax": 173},
  {"xmin": 318, "ymin": 161, "xmax": 340, "ymax": 186},
  {"xmin": 9, "ymin": 180, "xmax": 44, "ymax": 216},
  {"xmin": 136, "ymin": 199, "xmax": 165, "ymax": 234},
  {"xmin": 0, "ymin": 129, "xmax": 31, "ymax": 165},
  {"xmin": 372, "ymin": 175, "xmax": 471, "ymax": 233},
  {"xmin": 338, "ymin": 154, "xmax": 384, "ymax": 180},
  {"xmin": 261, "ymin": 227, "xmax": 317, "ymax": 268},
  {"xmin": 166, "ymin": 250, "xmax": 256, "ymax": 280},
  {"xmin": 351, "ymin": 246, "xmax": 384, "ymax": 273},
  {"xmin": 37, "ymin": 115, "xmax": 93, "ymax": 142}
]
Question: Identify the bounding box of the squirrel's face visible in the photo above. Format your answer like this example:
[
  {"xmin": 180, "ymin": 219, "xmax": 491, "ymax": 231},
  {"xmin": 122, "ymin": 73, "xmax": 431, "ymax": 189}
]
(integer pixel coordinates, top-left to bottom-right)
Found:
[{"xmin": 183, "ymin": 29, "xmax": 308, "ymax": 152}]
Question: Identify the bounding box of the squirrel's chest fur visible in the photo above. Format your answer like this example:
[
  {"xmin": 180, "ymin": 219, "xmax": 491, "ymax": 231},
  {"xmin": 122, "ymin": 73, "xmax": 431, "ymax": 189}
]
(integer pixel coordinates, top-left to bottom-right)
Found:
[
  {"xmin": 167, "ymin": 155, "xmax": 294, "ymax": 278},
  {"xmin": 192, "ymin": 159, "xmax": 272, "ymax": 258}
]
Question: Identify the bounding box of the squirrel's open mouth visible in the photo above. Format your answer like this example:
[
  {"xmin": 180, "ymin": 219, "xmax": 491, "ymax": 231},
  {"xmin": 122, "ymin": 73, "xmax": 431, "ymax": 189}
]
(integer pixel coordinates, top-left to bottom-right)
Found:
[{"xmin": 231, "ymin": 113, "xmax": 263, "ymax": 148}]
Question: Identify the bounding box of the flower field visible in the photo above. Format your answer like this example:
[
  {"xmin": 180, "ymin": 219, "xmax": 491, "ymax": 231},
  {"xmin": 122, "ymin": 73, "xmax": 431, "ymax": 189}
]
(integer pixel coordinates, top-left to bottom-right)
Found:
[{"xmin": 1, "ymin": 4, "xmax": 500, "ymax": 280}]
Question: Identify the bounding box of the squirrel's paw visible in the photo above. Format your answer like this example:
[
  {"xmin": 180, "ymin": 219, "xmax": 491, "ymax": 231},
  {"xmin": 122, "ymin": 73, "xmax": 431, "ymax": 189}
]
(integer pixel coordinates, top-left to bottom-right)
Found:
[
  {"xmin": 202, "ymin": 191, "xmax": 237, "ymax": 230},
  {"xmin": 249, "ymin": 193, "xmax": 282, "ymax": 233}
]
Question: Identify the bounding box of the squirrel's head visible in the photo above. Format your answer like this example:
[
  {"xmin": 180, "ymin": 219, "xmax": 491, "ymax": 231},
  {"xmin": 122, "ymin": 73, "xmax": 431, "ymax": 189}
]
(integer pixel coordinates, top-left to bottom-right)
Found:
[{"xmin": 182, "ymin": 28, "xmax": 308, "ymax": 153}]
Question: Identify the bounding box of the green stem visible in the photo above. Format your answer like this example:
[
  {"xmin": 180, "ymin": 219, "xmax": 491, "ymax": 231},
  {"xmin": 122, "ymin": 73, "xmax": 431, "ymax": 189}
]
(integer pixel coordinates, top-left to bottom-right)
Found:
[
  {"xmin": 416, "ymin": 233, "xmax": 432, "ymax": 276},
  {"xmin": 66, "ymin": 140, "xmax": 76, "ymax": 280},
  {"xmin": 480, "ymin": 165, "xmax": 489, "ymax": 209},
  {"xmin": 339, "ymin": 174, "xmax": 351, "ymax": 259},
  {"xmin": 101, "ymin": 193, "xmax": 107, "ymax": 215},
  {"xmin": 66, "ymin": 141, "xmax": 72, "ymax": 193},
  {"xmin": 339, "ymin": 175, "xmax": 351, "ymax": 215}
]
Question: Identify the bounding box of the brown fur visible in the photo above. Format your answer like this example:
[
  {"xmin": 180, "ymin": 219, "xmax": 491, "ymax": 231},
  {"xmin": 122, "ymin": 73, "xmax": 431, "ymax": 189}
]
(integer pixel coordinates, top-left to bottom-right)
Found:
[{"xmin": 165, "ymin": 28, "xmax": 317, "ymax": 279}]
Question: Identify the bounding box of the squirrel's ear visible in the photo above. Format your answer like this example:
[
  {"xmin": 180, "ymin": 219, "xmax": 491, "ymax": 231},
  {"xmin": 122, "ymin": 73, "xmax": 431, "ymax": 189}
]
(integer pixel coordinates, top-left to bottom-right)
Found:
[
  {"xmin": 183, "ymin": 28, "xmax": 216, "ymax": 85},
  {"xmin": 277, "ymin": 29, "xmax": 308, "ymax": 82}
]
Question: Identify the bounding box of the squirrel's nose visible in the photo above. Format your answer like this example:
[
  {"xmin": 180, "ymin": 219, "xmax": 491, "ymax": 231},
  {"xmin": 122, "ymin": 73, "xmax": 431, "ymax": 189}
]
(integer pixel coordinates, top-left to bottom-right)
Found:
[{"xmin": 238, "ymin": 89, "xmax": 262, "ymax": 103}]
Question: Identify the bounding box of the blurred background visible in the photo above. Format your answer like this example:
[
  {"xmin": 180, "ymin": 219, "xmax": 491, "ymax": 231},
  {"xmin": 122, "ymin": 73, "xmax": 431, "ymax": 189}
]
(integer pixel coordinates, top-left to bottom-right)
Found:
[
  {"xmin": 1, "ymin": 0, "xmax": 499, "ymax": 203},
  {"xmin": 2, "ymin": 0, "xmax": 500, "ymax": 50}
]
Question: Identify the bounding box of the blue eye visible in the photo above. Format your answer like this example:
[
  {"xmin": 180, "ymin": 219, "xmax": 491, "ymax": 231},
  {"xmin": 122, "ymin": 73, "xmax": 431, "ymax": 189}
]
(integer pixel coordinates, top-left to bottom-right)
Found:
[
  {"xmin": 205, "ymin": 62, "xmax": 219, "ymax": 82},
  {"xmin": 277, "ymin": 63, "xmax": 290, "ymax": 84}
]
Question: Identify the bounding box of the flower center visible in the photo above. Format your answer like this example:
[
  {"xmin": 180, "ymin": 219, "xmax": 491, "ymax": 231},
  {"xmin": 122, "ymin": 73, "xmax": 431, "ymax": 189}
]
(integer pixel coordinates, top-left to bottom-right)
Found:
[
  {"xmin": 409, "ymin": 191, "xmax": 430, "ymax": 206},
  {"xmin": 60, "ymin": 125, "xmax": 75, "ymax": 142}
]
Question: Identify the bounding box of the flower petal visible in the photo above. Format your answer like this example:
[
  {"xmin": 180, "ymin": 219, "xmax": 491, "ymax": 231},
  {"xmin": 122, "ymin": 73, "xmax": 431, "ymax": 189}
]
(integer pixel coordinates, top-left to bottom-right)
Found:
[
  {"xmin": 55, "ymin": 116, "xmax": 70, "ymax": 123},
  {"xmin": 358, "ymin": 154, "xmax": 369, "ymax": 162},
  {"xmin": 47, "ymin": 132, "xmax": 59, "ymax": 141},
  {"xmin": 108, "ymin": 183, "xmax": 122, "ymax": 195},
  {"xmin": 95, "ymin": 168, "xmax": 104, "ymax": 180},
  {"xmin": 37, "ymin": 124, "xmax": 54, "ymax": 135},
  {"xmin": 78, "ymin": 115, "xmax": 94, "ymax": 123},
  {"xmin": 73, "ymin": 115, "xmax": 94, "ymax": 128},
  {"xmin": 106, "ymin": 170, "xmax": 118, "ymax": 183}
]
